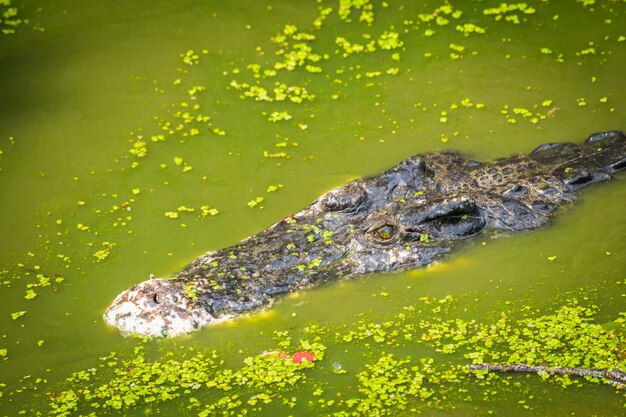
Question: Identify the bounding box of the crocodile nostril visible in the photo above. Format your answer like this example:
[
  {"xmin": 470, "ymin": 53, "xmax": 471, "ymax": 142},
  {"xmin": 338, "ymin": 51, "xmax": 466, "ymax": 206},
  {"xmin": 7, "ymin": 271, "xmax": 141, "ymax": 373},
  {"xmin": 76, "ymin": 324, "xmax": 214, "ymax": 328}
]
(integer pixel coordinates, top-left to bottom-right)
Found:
[{"xmin": 116, "ymin": 312, "xmax": 131, "ymax": 321}]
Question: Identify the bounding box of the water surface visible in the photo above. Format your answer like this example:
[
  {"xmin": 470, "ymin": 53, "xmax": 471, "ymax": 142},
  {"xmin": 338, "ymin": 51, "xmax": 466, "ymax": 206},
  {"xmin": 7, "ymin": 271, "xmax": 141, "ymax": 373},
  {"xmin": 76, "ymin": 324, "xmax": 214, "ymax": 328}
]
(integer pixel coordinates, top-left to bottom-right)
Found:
[{"xmin": 1, "ymin": 1, "xmax": 625, "ymax": 416}]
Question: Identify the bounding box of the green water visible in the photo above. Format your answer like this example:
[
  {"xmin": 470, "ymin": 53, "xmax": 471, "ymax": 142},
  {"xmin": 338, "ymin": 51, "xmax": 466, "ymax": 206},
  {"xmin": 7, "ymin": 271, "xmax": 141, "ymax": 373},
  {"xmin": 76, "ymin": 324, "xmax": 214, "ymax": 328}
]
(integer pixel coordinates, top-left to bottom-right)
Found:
[{"xmin": 1, "ymin": 0, "xmax": 625, "ymax": 415}]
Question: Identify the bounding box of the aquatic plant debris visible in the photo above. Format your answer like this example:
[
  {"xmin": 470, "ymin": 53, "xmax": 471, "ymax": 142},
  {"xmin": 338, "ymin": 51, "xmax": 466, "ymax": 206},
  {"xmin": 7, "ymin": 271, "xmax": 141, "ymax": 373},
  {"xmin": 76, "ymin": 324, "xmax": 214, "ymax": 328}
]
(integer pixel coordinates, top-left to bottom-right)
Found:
[
  {"xmin": 0, "ymin": 0, "xmax": 27, "ymax": 35},
  {"xmin": 46, "ymin": 298, "xmax": 626, "ymax": 416},
  {"xmin": 47, "ymin": 340, "xmax": 325, "ymax": 416},
  {"xmin": 467, "ymin": 363, "xmax": 626, "ymax": 388}
]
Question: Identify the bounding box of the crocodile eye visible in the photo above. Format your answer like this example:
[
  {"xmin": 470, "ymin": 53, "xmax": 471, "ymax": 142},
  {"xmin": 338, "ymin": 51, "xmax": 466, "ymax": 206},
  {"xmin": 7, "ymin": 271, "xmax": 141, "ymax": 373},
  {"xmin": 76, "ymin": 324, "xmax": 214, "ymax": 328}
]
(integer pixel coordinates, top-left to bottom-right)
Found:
[
  {"xmin": 364, "ymin": 217, "xmax": 400, "ymax": 245},
  {"xmin": 375, "ymin": 224, "xmax": 395, "ymax": 240}
]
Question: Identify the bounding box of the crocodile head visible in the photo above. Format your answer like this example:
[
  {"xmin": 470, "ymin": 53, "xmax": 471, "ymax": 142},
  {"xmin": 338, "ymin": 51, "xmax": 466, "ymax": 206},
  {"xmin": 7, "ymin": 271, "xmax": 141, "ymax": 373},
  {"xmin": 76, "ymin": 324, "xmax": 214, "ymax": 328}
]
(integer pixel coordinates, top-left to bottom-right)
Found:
[
  {"xmin": 104, "ymin": 176, "xmax": 480, "ymax": 337},
  {"xmin": 103, "ymin": 276, "xmax": 217, "ymax": 337},
  {"xmin": 104, "ymin": 131, "xmax": 625, "ymax": 337}
]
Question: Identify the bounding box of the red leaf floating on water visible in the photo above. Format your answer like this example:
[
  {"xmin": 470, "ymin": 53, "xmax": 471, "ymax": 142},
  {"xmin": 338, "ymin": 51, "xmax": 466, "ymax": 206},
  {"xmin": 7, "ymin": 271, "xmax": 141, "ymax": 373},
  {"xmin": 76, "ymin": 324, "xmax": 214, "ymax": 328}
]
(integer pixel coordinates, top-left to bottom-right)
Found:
[{"xmin": 292, "ymin": 351, "xmax": 315, "ymax": 363}]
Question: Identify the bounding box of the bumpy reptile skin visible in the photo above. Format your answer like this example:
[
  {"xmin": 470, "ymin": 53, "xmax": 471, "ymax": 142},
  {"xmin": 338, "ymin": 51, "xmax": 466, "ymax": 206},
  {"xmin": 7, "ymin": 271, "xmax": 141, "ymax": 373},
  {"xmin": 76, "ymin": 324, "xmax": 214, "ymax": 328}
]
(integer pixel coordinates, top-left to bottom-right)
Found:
[{"xmin": 104, "ymin": 131, "xmax": 626, "ymax": 337}]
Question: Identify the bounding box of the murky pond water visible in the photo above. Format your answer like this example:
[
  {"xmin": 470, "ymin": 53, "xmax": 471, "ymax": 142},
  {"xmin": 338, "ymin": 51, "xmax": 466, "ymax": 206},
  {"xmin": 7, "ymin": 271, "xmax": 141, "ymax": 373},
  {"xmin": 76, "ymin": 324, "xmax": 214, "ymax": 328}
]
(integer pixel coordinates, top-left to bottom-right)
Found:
[{"xmin": 1, "ymin": 0, "xmax": 625, "ymax": 416}]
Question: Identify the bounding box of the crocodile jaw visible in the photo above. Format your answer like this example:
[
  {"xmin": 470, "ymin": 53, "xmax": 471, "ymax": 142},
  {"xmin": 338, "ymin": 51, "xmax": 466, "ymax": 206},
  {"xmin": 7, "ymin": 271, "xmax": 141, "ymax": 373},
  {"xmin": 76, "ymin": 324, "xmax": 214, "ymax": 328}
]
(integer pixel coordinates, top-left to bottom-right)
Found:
[{"xmin": 103, "ymin": 278, "xmax": 220, "ymax": 337}]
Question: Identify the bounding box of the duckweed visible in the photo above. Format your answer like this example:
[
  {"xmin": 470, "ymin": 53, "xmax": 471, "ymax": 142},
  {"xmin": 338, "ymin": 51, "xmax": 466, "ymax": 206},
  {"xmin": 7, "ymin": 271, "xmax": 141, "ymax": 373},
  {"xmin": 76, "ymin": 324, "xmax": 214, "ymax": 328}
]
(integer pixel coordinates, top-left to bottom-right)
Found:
[
  {"xmin": 92, "ymin": 242, "xmax": 116, "ymax": 262},
  {"xmin": 181, "ymin": 50, "xmax": 200, "ymax": 66},
  {"xmin": 247, "ymin": 196, "xmax": 265, "ymax": 209},
  {"xmin": 500, "ymin": 103, "xmax": 549, "ymax": 125},
  {"xmin": 263, "ymin": 150, "xmax": 290, "ymax": 158},
  {"xmin": 200, "ymin": 205, "xmax": 220, "ymax": 217},
  {"xmin": 0, "ymin": 0, "xmax": 27, "ymax": 35},
  {"xmin": 42, "ymin": 296, "xmax": 626, "ymax": 417},
  {"xmin": 376, "ymin": 31, "xmax": 403, "ymax": 50},
  {"xmin": 3, "ymin": 1, "xmax": 625, "ymax": 416},
  {"xmin": 483, "ymin": 3, "xmax": 536, "ymax": 24},
  {"xmin": 128, "ymin": 140, "xmax": 147, "ymax": 158},
  {"xmin": 338, "ymin": 0, "xmax": 374, "ymax": 25},
  {"xmin": 10, "ymin": 310, "xmax": 26, "ymax": 320},
  {"xmin": 165, "ymin": 205, "xmax": 220, "ymax": 219},
  {"xmin": 266, "ymin": 184, "xmax": 283, "ymax": 193},
  {"xmin": 268, "ymin": 111, "xmax": 292, "ymax": 122},
  {"xmin": 48, "ymin": 341, "xmax": 325, "ymax": 417},
  {"xmin": 456, "ymin": 23, "xmax": 486, "ymax": 36},
  {"xmin": 338, "ymin": 354, "xmax": 429, "ymax": 416},
  {"xmin": 577, "ymin": 0, "xmax": 596, "ymax": 7}
]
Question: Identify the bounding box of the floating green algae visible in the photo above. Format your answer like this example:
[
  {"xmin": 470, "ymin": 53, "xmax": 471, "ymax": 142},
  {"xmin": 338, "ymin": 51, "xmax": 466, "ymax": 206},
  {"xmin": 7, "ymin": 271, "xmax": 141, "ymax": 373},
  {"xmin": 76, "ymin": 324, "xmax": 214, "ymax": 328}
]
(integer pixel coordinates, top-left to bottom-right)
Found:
[
  {"xmin": 43, "ymin": 296, "xmax": 625, "ymax": 417},
  {"xmin": 1, "ymin": 0, "xmax": 625, "ymax": 416},
  {"xmin": 47, "ymin": 336, "xmax": 326, "ymax": 417},
  {"xmin": 0, "ymin": 0, "xmax": 26, "ymax": 35}
]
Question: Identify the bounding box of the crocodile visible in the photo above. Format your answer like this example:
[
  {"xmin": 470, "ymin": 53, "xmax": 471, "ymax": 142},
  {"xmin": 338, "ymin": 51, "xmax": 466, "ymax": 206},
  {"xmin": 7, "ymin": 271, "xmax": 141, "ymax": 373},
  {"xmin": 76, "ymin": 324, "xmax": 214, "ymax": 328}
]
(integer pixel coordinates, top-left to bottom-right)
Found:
[{"xmin": 104, "ymin": 131, "xmax": 626, "ymax": 337}]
